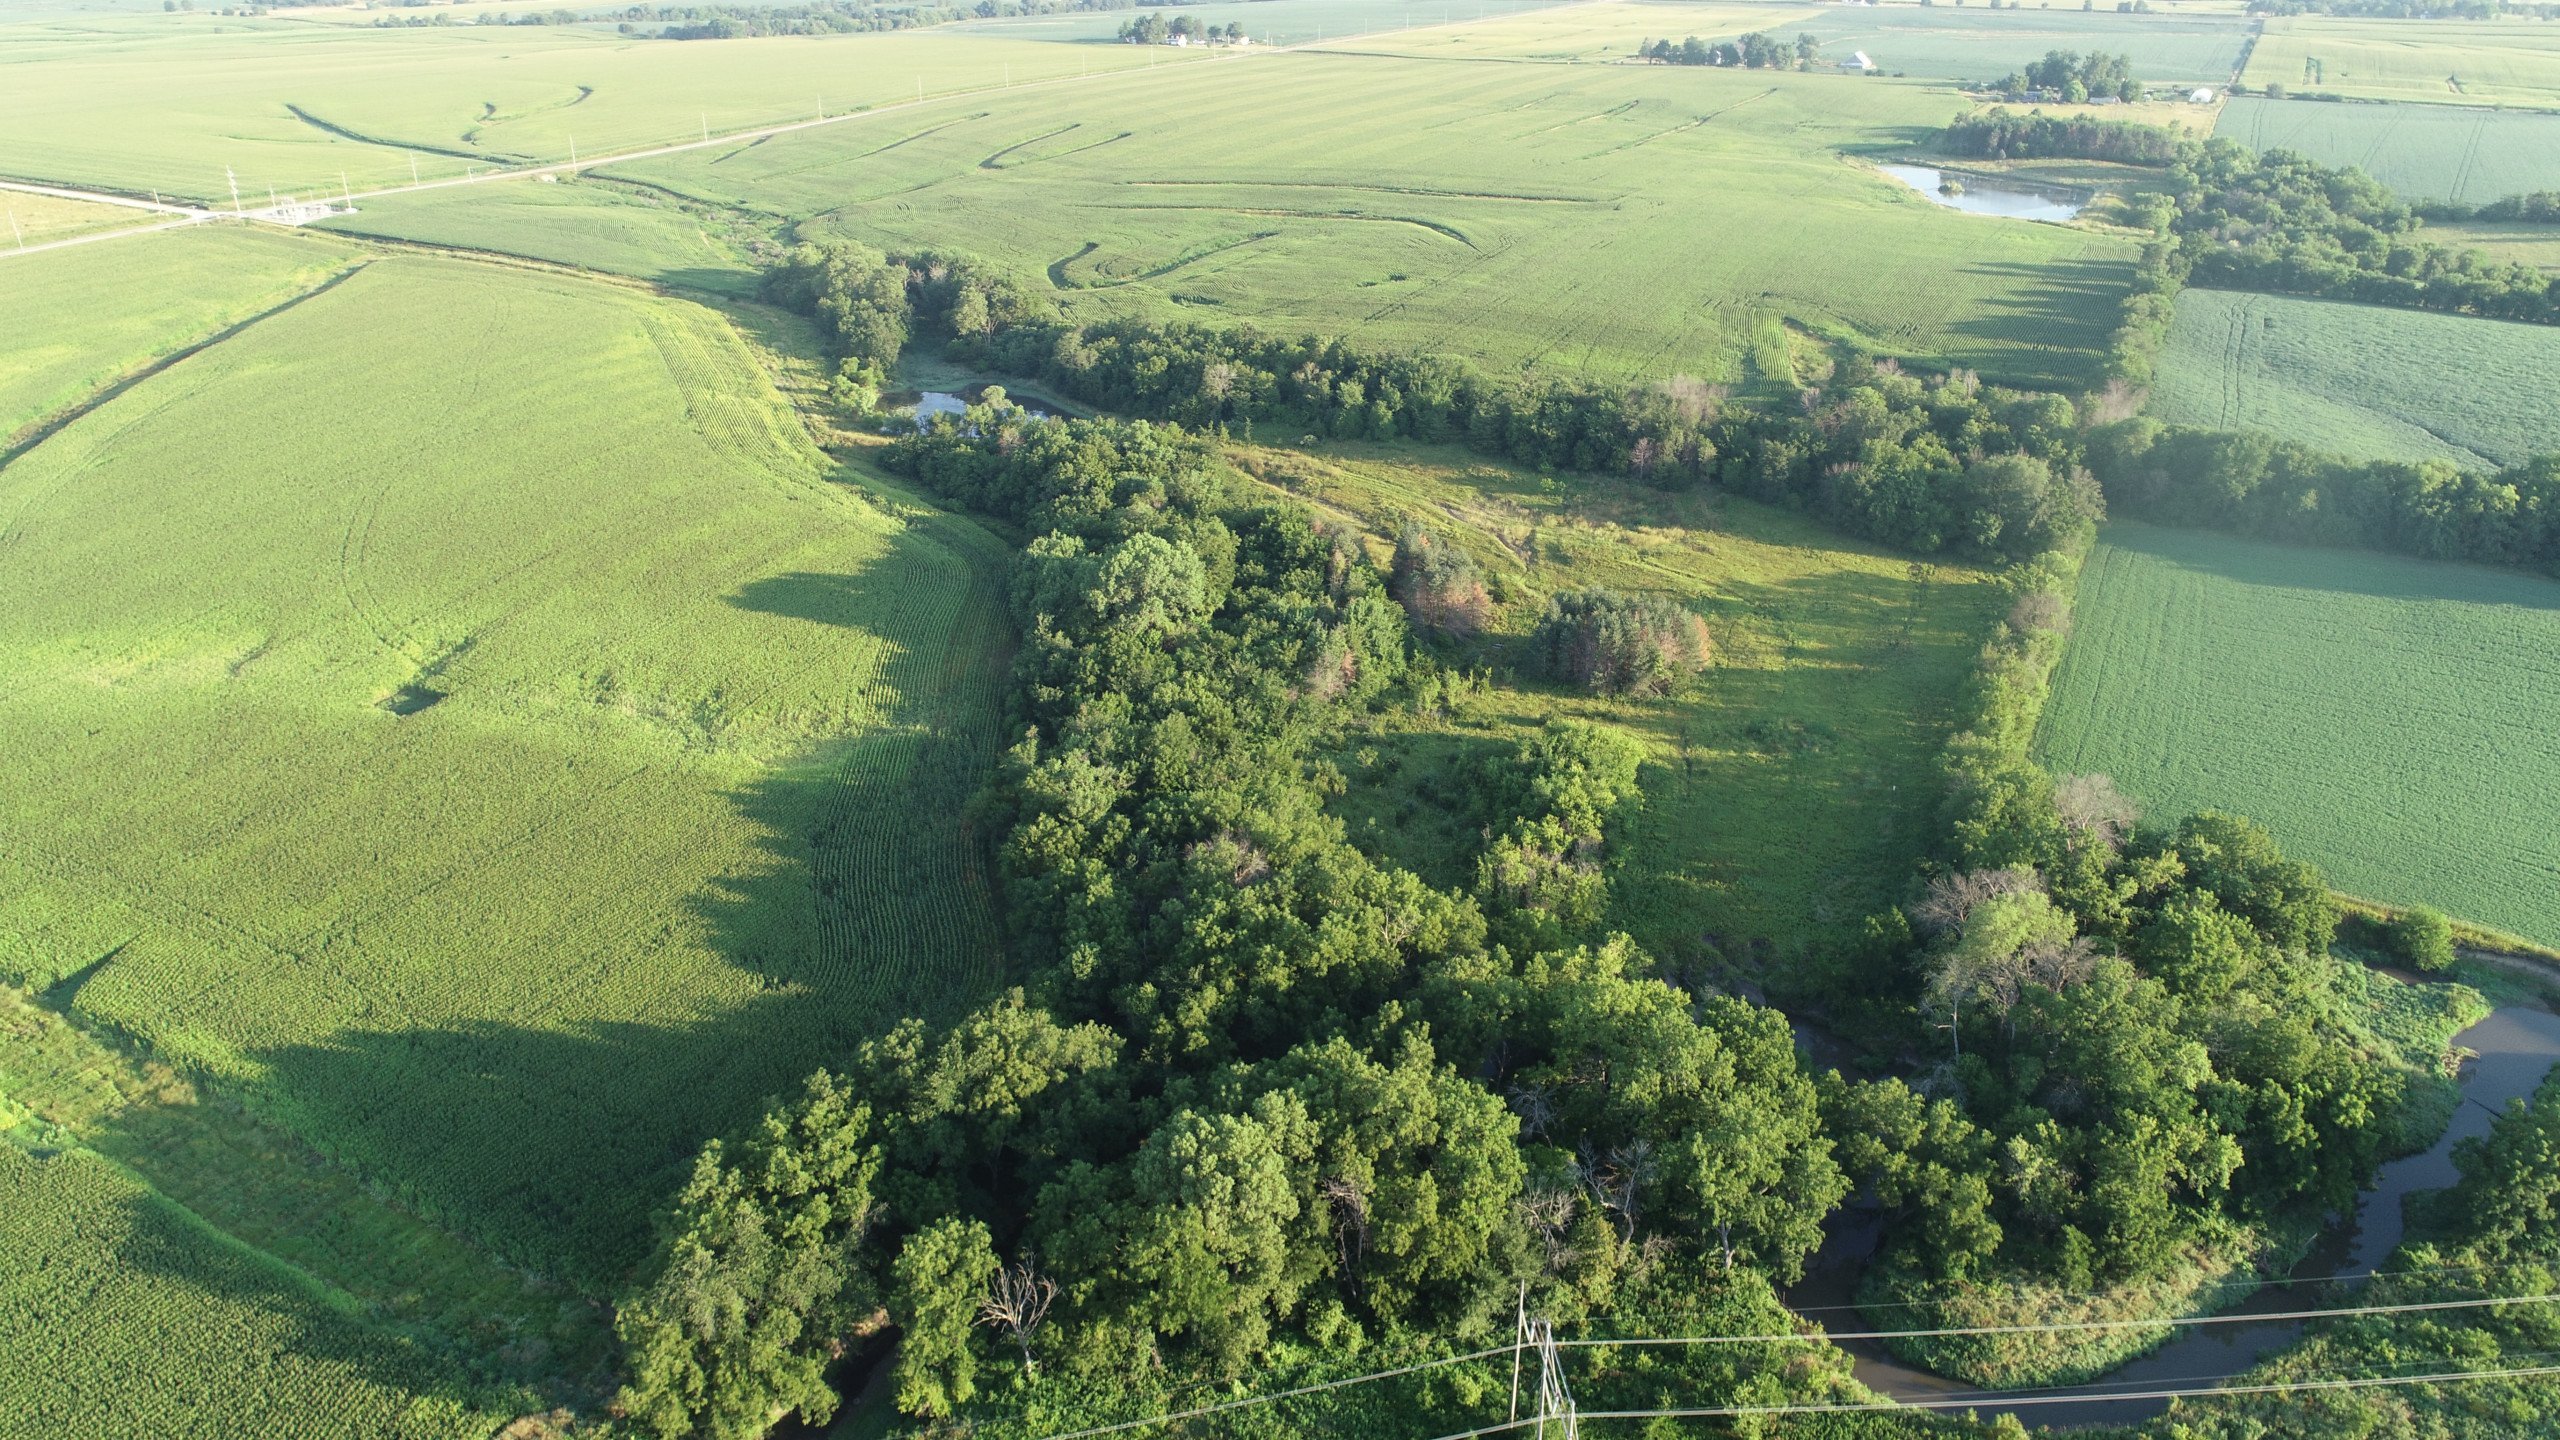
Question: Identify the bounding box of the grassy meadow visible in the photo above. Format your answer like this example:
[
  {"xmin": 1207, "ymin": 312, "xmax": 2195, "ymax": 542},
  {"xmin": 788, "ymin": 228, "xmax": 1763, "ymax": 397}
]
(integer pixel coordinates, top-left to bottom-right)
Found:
[
  {"xmin": 2146, "ymin": 287, "xmax": 2560, "ymax": 468},
  {"xmin": 2213, "ymin": 96, "xmax": 2560, "ymax": 204},
  {"xmin": 0, "ymin": 254, "xmax": 1010, "ymax": 1285},
  {"xmin": 2038, "ymin": 524, "xmax": 2560, "ymax": 949},
  {"xmin": 0, "ymin": 188, "xmax": 157, "ymax": 245},
  {"xmin": 1, "ymin": 223, "xmax": 360, "ymax": 442},
  {"xmin": 2244, "ymin": 17, "xmax": 2560, "ymax": 109},
  {"xmin": 2429, "ymin": 219, "xmax": 2560, "ymax": 274},
  {"xmin": 1236, "ymin": 441, "xmax": 2008, "ymax": 969},
  {"xmin": 0, "ymin": 16, "xmax": 1219, "ymax": 202},
  {"xmin": 612, "ymin": 53, "xmax": 2137, "ymax": 389}
]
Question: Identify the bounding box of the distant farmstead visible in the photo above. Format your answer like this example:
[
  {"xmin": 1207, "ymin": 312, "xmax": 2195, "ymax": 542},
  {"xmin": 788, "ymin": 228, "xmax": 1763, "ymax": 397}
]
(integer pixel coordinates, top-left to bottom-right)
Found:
[
  {"xmin": 1839, "ymin": 50, "xmax": 1877, "ymax": 73},
  {"xmin": 2190, "ymin": 86, "xmax": 2218, "ymax": 103}
]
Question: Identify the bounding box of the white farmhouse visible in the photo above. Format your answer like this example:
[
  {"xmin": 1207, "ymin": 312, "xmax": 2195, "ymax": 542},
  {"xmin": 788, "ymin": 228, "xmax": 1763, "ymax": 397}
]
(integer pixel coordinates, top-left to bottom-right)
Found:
[{"xmin": 1838, "ymin": 50, "xmax": 1877, "ymax": 73}]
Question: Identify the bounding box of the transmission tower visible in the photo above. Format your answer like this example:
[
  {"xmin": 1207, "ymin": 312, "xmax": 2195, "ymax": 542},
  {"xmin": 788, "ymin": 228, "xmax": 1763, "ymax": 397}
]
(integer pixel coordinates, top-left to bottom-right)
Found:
[{"xmin": 1508, "ymin": 1299, "xmax": 1578, "ymax": 1439}]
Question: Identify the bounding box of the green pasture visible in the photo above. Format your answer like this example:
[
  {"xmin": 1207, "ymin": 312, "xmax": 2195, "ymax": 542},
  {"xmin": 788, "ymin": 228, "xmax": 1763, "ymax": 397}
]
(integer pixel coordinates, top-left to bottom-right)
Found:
[
  {"xmin": 1236, "ymin": 440, "xmax": 2007, "ymax": 967},
  {"xmin": 2146, "ymin": 288, "xmax": 2560, "ymax": 468},
  {"xmin": 0, "ymin": 1145, "xmax": 499, "ymax": 1440},
  {"xmin": 614, "ymin": 54, "xmax": 2137, "ymax": 389},
  {"xmin": 0, "ymin": 17, "xmax": 1216, "ymax": 202},
  {"xmin": 2244, "ymin": 17, "xmax": 2560, "ymax": 109},
  {"xmin": 1, "ymin": 223, "xmax": 359, "ymax": 442},
  {"xmin": 320, "ymin": 174, "xmax": 764, "ymax": 291},
  {"xmin": 0, "ymin": 254, "xmax": 1010, "ymax": 1284},
  {"xmin": 2038, "ymin": 523, "xmax": 2560, "ymax": 949},
  {"xmin": 2214, "ymin": 96, "xmax": 2560, "ymax": 204},
  {"xmin": 1787, "ymin": 5, "xmax": 2252, "ymax": 85}
]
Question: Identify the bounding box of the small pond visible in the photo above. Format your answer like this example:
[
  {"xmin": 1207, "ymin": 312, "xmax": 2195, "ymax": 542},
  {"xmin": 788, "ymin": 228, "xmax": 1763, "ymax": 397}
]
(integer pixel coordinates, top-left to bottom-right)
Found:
[
  {"xmin": 1879, "ymin": 163, "xmax": 2088, "ymax": 223},
  {"xmin": 909, "ymin": 383, "xmax": 1059, "ymax": 429}
]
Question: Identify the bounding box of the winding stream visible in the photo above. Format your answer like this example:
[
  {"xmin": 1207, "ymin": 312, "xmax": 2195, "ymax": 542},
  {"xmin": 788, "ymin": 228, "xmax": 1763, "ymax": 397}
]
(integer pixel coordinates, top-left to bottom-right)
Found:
[{"xmin": 1788, "ymin": 1002, "xmax": 2560, "ymax": 1428}]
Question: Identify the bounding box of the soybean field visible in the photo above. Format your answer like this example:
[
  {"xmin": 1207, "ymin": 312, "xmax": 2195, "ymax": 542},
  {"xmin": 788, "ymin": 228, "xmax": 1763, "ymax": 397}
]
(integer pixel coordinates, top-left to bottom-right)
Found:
[
  {"xmin": 2038, "ymin": 524, "xmax": 2560, "ymax": 949},
  {"xmin": 2243, "ymin": 16, "xmax": 2560, "ymax": 109},
  {"xmin": 2213, "ymin": 96, "xmax": 2560, "ymax": 205},
  {"xmin": 2146, "ymin": 288, "xmax": 2560, "ymax": 468}
]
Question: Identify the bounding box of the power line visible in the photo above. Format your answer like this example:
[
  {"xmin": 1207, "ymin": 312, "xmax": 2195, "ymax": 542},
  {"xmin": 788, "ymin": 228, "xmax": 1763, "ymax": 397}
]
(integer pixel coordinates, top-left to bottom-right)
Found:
[
  {"xmin": 1784, "ymin": 1257, "xmax": 2554, "ymax": 1318},
  {"xmin": 1412, "ymin": 1363, "xmax": 2560, "ymax": 1436},
  {"xmin": 1032, "ymin": 1343, "xmax": 1514, "ymax": 1440},
  {"xmin": 1039, "ymin": 1293, "xmax": 2560, "ymax": 1440},
  {"xmin": 1559, "ymin": 1291, "xmax": 2560, "ymax": 1350}
]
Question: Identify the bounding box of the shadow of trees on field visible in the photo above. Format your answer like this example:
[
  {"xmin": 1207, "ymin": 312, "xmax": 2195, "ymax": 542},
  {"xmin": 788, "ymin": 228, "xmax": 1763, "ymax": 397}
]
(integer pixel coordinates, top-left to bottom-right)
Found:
[
  {"xmin": 47, "ymin": 492, "xmax": 1021, "ymax": 1420},
  {"xmin": 1947, "ymin": 256, "xmax": 2137, "ymax": 388},
  {"xmin": 2103, "ymin": 519, "xmax": 2560, "ymax": 610}
]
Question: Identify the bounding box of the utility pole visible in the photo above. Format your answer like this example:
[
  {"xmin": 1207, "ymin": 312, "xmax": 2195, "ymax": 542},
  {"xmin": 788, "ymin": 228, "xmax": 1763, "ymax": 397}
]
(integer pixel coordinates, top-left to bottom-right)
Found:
[
  {"xmin": 410, "ymin": 154, "xmax": 419, "ymax": 184},
  {"xmin": 1509, "ymin": 1285, "xmax": 1528, "ymax": 1423},
  {"xmin": 569, "ymin": 133, "xmax": 577, "ymax": 164},
  {"xmin": 7, "ymin": 207, "xmax": 21, "ymax": 250},
  {"xmin": 701, "ymin": 111, "xmax": 709, "ymax": 143},
  {"xmin": 226, "ymin": 165, "xmax": 242, "ymax": 217}
]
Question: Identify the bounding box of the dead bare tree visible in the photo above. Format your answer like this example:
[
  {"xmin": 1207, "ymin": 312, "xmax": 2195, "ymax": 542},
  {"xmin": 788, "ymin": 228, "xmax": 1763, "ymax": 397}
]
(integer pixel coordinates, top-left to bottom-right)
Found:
[
  {"xmin": 1909, "ymin": 866, "xmax": 2044, "ymax": 937},
  {"xmin": 2054, "ymin": 773, "xmax": 2139, "ymax": 850},
  {"xmin": 978, "ymin": 1258, "xmax": 1060, "ymax": 1374},
  {"xmin": 1516, "ymin": 1185, "xmax": 1581, "ymax": 1277},
  {"xmin": 1577, "ymin": 1139, "xmax": 1657, "ymax": 1244},
  {"xmin": 2007, "ymin": 588, "xmax": 2071, "ymax": 636},
  {"xmin": 1321, "ymin": 1175, "xmax": 1373, "ymax": 1272},
  {"xmin": 1506, "ymin": 1082, "xmax": 1558, "ymax": 1143}
]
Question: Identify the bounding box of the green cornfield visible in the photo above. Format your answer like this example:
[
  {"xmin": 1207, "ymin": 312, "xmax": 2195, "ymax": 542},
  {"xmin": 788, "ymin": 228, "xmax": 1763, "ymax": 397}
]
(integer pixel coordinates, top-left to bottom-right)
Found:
[
  {"xmin": 2037, "ymin": 523, "xmax": 2560, "ymax": 948},
  {"xmin": 0, "ymin": 254, "xmax": 1009, "ymax": 1286},
  {"xmin": 612, "ymin": 56, "xmax": 2135, "ymax": 389},
  {"xmin": 0, "ymin": 1145, "xmax": 496, "ymax": 1440}
]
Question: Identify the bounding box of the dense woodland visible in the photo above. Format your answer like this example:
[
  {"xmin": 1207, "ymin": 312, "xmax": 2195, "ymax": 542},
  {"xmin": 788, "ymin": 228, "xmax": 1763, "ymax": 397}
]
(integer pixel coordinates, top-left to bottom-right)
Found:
[{"xmin": 612, "ymin": 415, "xmax": 1875, "ymax": 1438}]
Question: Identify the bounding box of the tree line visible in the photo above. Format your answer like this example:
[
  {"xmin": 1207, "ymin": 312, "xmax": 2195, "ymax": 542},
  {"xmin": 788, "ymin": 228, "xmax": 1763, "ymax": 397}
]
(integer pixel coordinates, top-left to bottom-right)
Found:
[
  {"xmin": 771, "ymin": 241, "xmax": 2105, "ymax": 563},
  {"xmin": 774, "ymin": 236, "xmax": 2560, "ymax": 579},
  {"xmin": 1115, "ymin": 11, "xmax": 1244, "ymax": 44},
  {"xmin": 1941, "ymin": 115, "xmax": 2560, "ymax": 326},
  {"xmin": 1637, "ymin": 31, "xmax": 1823, "ymax": 68},
  {"xmin": 627, "ymin": 0, "xmax": 1165, "ymax": 39},
  {"xmin": 2088, "ymin": 421, "xmax": 2560, "ymax": 572}
]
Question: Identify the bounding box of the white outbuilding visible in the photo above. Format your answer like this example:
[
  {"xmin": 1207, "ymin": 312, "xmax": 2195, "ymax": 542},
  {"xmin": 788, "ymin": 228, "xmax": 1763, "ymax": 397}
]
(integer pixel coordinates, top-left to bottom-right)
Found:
[{"xmin": 1839, "ymin": 50, "xmax": 1877, "ymax": 73}]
